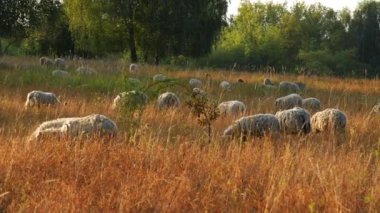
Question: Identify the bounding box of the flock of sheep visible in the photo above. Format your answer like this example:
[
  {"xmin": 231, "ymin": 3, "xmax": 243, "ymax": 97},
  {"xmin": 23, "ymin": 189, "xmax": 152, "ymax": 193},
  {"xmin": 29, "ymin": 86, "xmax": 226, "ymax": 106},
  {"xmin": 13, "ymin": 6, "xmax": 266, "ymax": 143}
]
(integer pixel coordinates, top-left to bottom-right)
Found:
[{"xmin": 26, "ymin": 57, "xmax": 380, "ymax": 143}]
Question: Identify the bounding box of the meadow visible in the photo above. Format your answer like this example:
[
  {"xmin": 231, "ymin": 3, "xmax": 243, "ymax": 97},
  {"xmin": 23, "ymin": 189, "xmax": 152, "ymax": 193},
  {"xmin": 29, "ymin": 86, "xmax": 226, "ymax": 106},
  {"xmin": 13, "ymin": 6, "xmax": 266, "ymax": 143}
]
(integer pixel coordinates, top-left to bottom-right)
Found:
[{"xmin": 0, "ymin": 55, "xmax": 379, "ymax": 211}]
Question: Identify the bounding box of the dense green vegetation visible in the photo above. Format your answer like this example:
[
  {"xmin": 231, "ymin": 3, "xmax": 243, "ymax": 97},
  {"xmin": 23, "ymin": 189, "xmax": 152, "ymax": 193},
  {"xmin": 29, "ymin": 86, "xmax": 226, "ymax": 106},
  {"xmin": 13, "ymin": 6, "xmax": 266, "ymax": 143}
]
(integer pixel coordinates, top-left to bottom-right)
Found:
[{"xmin": 1, "ymin": 0, "xmax": 379, "ymax": 76}]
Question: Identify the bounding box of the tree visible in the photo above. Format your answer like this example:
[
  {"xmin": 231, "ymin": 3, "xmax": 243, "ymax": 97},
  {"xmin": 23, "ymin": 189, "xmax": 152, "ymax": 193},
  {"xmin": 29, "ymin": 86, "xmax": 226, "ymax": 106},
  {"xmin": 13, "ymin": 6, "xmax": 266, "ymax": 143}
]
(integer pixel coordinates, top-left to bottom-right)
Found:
[{"xmin": 0, "ymin": 0, "xmax": 37, "ymax": 54}]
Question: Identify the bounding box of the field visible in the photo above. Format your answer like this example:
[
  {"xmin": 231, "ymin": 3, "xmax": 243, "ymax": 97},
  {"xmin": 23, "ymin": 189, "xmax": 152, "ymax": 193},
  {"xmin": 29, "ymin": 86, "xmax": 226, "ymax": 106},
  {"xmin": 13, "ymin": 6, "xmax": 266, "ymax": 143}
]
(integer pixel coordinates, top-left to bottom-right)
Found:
[{"xmin": 0, "ymin": 56, "xmax": 380, "ymax": 211}]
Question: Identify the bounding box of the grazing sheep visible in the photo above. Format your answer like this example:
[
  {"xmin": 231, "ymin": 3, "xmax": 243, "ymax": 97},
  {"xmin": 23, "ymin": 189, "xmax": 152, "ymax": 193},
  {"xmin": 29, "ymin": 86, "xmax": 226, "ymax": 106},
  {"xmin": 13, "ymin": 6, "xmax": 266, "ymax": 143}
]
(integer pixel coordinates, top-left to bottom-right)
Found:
[
  {"xmin": 275, "ymin": 107, "xmax": 311, "ymax": 135},
  {"xmin": 52, "ymin": 70, "xmax": 70, "ymax": 78},
  {"xmin": 311, "ymin": 108, "xmax": 347, "ymax": 134},
  {"xmin": 157, "ymin": 92, "xmax": 180, "ymax": 110},
  {"xmin": 279, "ymin": 81, "xmax": 300, "ymax": 93},
  {"xmin": 129, "ymin": 63, "xmax": 139, "ymax": 73},
  {"xmin": 223, "ymin": 114, "xmax": 280, "ymax": 140},
  {"xmin": 263, "ymin": 78, "xmax": 274, "ymax": 86},
  {"xmin": 275, "ymin": 93, "xmax": 303, "ymax": 110},
  {"xmin": 302, "ymin": 97, "xmax": 321, "ymax": 112},
  {"xmin": 153, "ymin": 74, "xmax": 168, "ymax": 82},
  {"xmin": 218, "ymin": 100, "xmax": 246, "ymax": 116},
  {"xmin": 54, "ymin": 58, "xmax": 65, "ymax": 69},
  {"xmin": 29, "ymin": 114, "xmax": 118, "ymax": 141},
  {"xmin": 76, "ymin": 66, "xmax": 97, "ymax": 75},
  {"xmin": 40, "ymin": 57, "xmax": 54, "ymax": 66},
  {"xmin": 220, "ymin": 81, "xmax": 231, "ymax": 91},
  {"xmin": 25, "ymin": 91, "xmax": 60, "ymax": 108},
  {"xmin": 112, "ymin": 90, "xmax": 148, "ymax": 109},
  {"xmin": 294, "ymin": 82, "xmax": 306, "ymax": 90},
  {"xmin": 189, "ymin": 78, "xmax": 202, "ymax": 88}
]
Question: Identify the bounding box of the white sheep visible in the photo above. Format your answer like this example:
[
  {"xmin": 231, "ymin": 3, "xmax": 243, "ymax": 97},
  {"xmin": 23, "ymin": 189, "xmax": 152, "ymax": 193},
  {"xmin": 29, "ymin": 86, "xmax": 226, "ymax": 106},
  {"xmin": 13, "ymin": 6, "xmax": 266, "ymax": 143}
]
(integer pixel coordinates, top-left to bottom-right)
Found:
[
  {"xmin": 311, "ymin": 108, "xmax": 347, "ymax": 135},
  {"xmin": 52, "ymin": 70, "xmax": 70, "ymax": 78},
  {"xmin": 263, "ymin": 78, "xmax": 274, "ymax": 86},
  {"xmin": 157, "ymin": 92, "xmax": 180, "ymax": 110},
  {"xmin": 112, "ymin": 90, "xmax": 148, "ymax": 109},
  {"xmin": 25, "ymin": 91, "xmax": 60, "ymax": 108},
  {"xmin": 129, "ymin": 63, "xmax": 139, "ymax": 73},
  {"xmin": 275, "ymin": 107, "xmax": 311, "ymax": 135},
  {"xmin": 223, "ymin": 114, "xmax": 280, "ymax": 140},
  {"xmin": 29, "ymin": 114, "xmax": 118, "ymax": 141},
  {"xmin": 279, "ymin": 81, "xmax": 300, "ymax": 93},
  {"xmin": 153, "ymin": 74, "xmax": 168, "ymax": 82},
  {"xmin": 40, "ymin": 57, "xmax": 54, "ymax": 66},
  {"xmin": 189, "ymin": 78, "xmax": 202, "ymax": 88},
  {"xmin": 76, "ymin": 66, "xmax": 97, "ymax": 75},
  {"xmin": 275, "ymin": 93, "xmax": 303, "ymax": 110},
  {"xmin": 220, "ymin": 81, "xmax": 231, "ymax": 91},
  {"xmin": 302, "ymin": 97, "xmax": 321, "ymax": 112},
  {"xmin": 218, "ymin": 100, "xmax": 246, "ymax": 116},
  {"xmin": 54, "ymin": 58, "xmax": 65, "ymax": 69}
]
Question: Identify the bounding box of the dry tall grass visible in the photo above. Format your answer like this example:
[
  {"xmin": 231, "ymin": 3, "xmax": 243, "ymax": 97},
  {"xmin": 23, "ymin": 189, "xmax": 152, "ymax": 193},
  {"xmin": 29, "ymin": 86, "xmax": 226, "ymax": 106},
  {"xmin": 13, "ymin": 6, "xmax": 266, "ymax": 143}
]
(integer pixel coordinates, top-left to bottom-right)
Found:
[{"xmin": 0, "ymin": 56, "xmax": 379, "ymax": 211}]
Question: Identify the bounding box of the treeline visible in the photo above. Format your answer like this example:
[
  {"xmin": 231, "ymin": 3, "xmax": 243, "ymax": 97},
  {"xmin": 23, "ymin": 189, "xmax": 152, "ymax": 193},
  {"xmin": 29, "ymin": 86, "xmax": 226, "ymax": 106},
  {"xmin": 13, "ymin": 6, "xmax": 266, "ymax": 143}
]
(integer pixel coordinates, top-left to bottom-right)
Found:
[
  {"xmin": 0, "ymin": 0, "xmax": 228, "ymax": 64},
  {"xmin": 0, "ymin": 0, "xmax": 379, "ymax": 77},
  {"xmin": 210, "ymin": 1, "xmax": 380, "ymax": 76}
]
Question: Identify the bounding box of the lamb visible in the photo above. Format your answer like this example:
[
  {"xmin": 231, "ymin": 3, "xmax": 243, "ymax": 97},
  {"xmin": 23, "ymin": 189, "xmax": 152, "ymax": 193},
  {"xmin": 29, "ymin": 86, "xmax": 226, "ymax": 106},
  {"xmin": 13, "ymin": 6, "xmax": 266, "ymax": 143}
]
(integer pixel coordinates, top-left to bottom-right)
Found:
[
  {"xmin": 275, "ymin": 93, "xmax": 303, "ymax": 110},
  {"xmin": 25, "ymin": 91, "xmax": 60, "ymax": 108},
  {"xmin": 275, "ymin": 107, "xmax": 311, "ymax": 135},
  {"xmin": 263, "ymin": 78, "xmax": 274, "ymax": 86},
  {"xmin": 220, "ymin": 81, "xmax": 231, "ymax": 91},
  {"xmin": 223, "ymin": 114, "xmax": 280, "ymax": 140},
  {"xmin": 29, "ymin": 114, "xmax": 118, "ymax": 141},
  {"xmin": 189, "ymin": 78, "xmax": 202, "ymax": 88},
  {"xmin": 52, "ymin": 70, "xmax": 70, "ymax": 78},
  {"xmin": 279, "ymin": 81, "xmax": 300, "ymax": 93},
  {"xmin": 54, "ymin": 58, "xmax": 65, "ymax": 69},
  {"xmin": 157, "ymin": 92, "xmax": 180, "ymax": 110},
  {"xmin": 76, "ymin": 66, "xmax": 97, "ymax": 75},
  {"xmin": 311, "ymin": 108, "xmax": 347, "ymax": 135},
  {"xmin": 129, "ymin": 63, "xmax": 139, "ymax": 73},
  {"xmin": 218, "ymin": 100, "xmax": 246, "ymax": 116},
  {"xmin": 39, "ymin": 57, "xmax": 54, "ymax": 66},
  {"xmin": 302, "ymin": 97, "xmax": 321, "ymax": 112},
  {"xmin": 153, "ymin": 74, "xmax": 168, "ymax": 82},
  {"xmin": 112, "ymin": 90, "xmax": 148, "ymax": 109}
]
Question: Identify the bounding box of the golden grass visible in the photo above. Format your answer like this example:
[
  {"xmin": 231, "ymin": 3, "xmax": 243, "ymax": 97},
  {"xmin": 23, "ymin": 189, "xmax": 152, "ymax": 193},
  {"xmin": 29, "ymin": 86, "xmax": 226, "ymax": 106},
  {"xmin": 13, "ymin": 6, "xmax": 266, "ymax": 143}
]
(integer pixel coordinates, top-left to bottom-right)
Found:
[{"xmin": 0, "ymin": 56, "xmax": 379, "ymax": 211}]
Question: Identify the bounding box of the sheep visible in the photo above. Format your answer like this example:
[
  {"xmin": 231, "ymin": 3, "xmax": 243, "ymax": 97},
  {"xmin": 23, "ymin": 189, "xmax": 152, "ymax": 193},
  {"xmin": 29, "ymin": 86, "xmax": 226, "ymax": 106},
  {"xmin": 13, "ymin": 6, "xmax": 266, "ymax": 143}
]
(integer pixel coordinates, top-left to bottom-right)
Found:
[
  {"xmin": 25, "ymin": 91, "xmax": 60, "ymax": 108},
  {"xmin": 112, "ymin": 90, "xmax": 148, "ymax": 109},
  {"xmin": 153, "ymin": 74, "xmax": 168, "ymax": 82},
  {"xmin": 218, "ymin": 100, "xmax": 246, "ymax": 116},
  {"xmin": 302, "ymin": 97, "xmax": 321, "ymax": 112},
  {"xmin": 263, "ymin": 78, "xmax": 274, "ymax": 86},
  {"xmin": 54, "ymin": 58, "xmax": 65, "ymax": 69},
  {"xmin": 311, "ymin": 108, "xmax": 347, "ymax": 135},
  {"xmin": 157, "ymin": 92, "xmax": 180, "ymax": 110},
  {"xmin": 223, "ymin": 114, "xmax": 280, "ymax": 140},
  {"xmin": 39, "ymin": 57, "xmax": 54, "ymax": 66},
  {"xmin": 189, "ymin": 78, "xmax": 202, "ymax": 88},
  {"xmin": 52, "ymin": 70, "xmax": 70, "ymax": 78},
  {"xmin": 294, "ymin": 82, "xmax": 306, "ymax": 90},
  {"xmin": 76, "ymin": 66, "xmax": 97, "ymax": 75},
  {"xmin": 129, "ymin": 63, "xmax": 139, "ymax": 73},
  {"xmin": 29, "ymin": 114, "xmax": 118, "ymax": 141},
  {"xmin": 275, "ymin": 93, "xmax": 303, "ymax": 110},
  {"xmin": 220, "ymin": 81, "xmax": 231, "ymax": 91},
  {"xmin": 275, "ymin": 107, "xmax": 311, "ymax": 135},
  {"xmin": 279, "ymin": 81, "xmax": 300, "ymax": 93}
]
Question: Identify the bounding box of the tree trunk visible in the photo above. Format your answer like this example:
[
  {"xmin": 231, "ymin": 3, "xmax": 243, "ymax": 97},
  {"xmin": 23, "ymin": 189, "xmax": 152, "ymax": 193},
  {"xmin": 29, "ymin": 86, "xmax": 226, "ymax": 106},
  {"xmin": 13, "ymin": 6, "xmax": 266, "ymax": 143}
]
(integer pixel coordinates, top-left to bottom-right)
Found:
[
  {"xmin": 128, "ymin": 26, "xmax": 138, "ymax": 63},
  {"xmin": 154, "ymin": 55, "xmax": 159, "ymax": 66}
]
